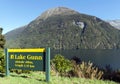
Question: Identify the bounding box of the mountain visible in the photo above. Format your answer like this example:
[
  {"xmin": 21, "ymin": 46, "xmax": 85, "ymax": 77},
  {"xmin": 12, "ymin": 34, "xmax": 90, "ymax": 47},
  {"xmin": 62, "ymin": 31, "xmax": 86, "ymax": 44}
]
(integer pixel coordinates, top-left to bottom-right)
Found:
[
  {"xmin": 37, "ymin": 7, "xmax": 79, "ymax": 20},
  {"xmin": 107, "ymin": 20, "xmax": 120, "ymax": 30},
  {"xmin": 5, "ymin": 26, "xmax": 27, "ymax": 48},
  {"xmin": 5, "ymin": 7, "xmax": 120, "ymax": 49}
]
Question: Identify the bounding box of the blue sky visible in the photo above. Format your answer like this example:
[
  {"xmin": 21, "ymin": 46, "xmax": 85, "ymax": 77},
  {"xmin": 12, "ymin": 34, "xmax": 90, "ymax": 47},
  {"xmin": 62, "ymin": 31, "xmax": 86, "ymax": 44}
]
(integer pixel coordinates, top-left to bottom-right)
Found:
[{"xmin": 0, "ymin": 0, "xmax": 120, "ymax": 34}]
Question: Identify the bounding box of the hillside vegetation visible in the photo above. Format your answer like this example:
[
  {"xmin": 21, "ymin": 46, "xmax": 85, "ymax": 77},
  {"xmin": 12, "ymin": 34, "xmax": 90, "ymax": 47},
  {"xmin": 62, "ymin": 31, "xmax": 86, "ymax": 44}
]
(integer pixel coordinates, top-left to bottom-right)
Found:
[{"xmin": 5, "ymin": 7, "xmax": 120, "ymax": 49}]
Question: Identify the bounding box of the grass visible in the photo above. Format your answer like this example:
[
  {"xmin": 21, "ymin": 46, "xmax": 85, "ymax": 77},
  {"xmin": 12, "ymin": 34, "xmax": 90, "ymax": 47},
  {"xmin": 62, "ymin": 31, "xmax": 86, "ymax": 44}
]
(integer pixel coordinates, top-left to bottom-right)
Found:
[{"xmin": 0, "ymin": 72, "xmax": 118, "ymax": 84}]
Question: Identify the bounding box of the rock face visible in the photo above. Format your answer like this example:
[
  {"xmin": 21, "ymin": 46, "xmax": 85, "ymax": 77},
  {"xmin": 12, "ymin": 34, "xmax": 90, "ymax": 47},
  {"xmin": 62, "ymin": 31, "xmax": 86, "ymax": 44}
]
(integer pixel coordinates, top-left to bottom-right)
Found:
[
  {"xmin": 72, "ymin": 20, "xmax": 85, "ymax": 29},
  {"xmin": 37, "ymin": 7, "xmax": 79, "ymax": 20},
  {"xmin": 5, "ymin": 7, "xmax": 120, "ymax": 49}
]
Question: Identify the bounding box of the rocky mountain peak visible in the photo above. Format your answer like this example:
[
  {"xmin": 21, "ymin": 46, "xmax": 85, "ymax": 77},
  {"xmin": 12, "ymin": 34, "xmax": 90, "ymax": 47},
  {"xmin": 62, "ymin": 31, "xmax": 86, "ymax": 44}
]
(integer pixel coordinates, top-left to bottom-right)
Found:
[{"xmin": 37, "ymin": 7, "xmax": 79, "ymax": 20}]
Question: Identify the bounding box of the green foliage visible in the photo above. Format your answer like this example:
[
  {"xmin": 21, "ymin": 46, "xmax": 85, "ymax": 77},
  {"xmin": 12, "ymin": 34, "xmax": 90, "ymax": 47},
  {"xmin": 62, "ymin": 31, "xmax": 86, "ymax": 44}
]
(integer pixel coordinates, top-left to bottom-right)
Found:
[
  {"xmin": 0, "ymin": 28, "xmax": 6, "ymax": 72},
  {"xmin": 51, "ymin": 54, "xmax": 104, "ymax": 80},
  {"xmin": 0, "ymin": 50, "xmax": 5, "ymax": 72},
  {"xmin": 51, "ymin": 54, "xmax": 72, "ymax": 76},
  {"xmin": 0, "ymin": 28, "xmax": 5, "ymax": 49}
]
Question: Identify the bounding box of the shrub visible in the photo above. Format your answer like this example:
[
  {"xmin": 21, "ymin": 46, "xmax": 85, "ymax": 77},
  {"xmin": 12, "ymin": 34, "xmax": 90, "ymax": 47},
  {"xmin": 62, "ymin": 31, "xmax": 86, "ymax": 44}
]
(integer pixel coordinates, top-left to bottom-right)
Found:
[
  {"xmin": 10, "ymin": 69, "xmax": 30, "ymax": 74},
  {"xmin": 71, "ymin": 61, "xmax": 104, "ymax": 80},
  {"xmin": 51, "ymin": 54, "xmax": 72, "ymax": 76},
  {"xmin": 103, "ymin": 65, "xmax": 120, "ymax": 83},
  {"xmin": 71, "ymin": 56, "xmax": 81, "ymax": 64},
  {"xmin": 51, "ymin": 54, "xmax": 104, "ymax": 79},
  {"xmin": 0, "ymin": 50, "xmax": 5, "ymax": 73}
]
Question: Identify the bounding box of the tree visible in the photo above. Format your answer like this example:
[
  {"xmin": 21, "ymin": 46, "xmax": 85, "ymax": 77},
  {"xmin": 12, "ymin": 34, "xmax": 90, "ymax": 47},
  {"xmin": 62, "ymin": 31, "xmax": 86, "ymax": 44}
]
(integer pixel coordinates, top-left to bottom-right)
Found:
[
  {"xmin": 0, "ymin": 27, "xmax": 5, "ymax": 72},
  {"xmin": 0, "ymin": 28, "xmax": 5, "ymax": 49}
]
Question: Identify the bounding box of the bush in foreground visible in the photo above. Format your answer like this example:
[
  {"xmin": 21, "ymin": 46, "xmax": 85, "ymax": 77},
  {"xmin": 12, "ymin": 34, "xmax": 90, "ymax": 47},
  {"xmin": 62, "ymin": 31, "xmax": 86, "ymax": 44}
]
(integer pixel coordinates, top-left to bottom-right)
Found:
[
  {"xmin": 51, "ymin": 54, "xmax": 104, "ymax": 80},
  {"xmin": 51, "ymin": 54, "xmax": 72, "ymax": 76},
  {"xmin": 70, "ymin": 61, "xmax": 104, "ymax": 79}
]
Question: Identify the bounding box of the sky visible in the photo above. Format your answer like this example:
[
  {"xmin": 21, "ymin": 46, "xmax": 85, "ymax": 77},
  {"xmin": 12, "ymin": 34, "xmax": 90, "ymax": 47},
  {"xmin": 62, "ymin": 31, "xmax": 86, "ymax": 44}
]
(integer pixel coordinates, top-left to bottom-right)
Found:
[{"xmin": 0, "ymin": 0, "xmax": 120, "ymax": 34}]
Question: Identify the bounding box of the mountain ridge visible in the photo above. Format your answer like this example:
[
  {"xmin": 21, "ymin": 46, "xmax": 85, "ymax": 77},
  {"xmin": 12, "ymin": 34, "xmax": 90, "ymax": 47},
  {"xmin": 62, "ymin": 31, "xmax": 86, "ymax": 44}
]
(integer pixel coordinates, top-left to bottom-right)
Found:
[
  {"xmin": 107, "ymin": 20, "xmax": 120, "ymax": 30},
  {"xmin": 5, "ymin": 7, "xmax": 120, "ymax": 49}
]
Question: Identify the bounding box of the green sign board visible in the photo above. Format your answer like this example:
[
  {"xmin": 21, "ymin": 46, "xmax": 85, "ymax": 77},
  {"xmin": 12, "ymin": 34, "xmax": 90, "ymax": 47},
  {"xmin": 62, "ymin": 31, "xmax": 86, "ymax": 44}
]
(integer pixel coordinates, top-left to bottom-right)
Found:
[
  {"xmin": 8, "ymin": 49, "xmax": 45, "ymax": 71},
  {"xmin": 5, "ymin": 48, "xmax": 50, "ymax": 82}
]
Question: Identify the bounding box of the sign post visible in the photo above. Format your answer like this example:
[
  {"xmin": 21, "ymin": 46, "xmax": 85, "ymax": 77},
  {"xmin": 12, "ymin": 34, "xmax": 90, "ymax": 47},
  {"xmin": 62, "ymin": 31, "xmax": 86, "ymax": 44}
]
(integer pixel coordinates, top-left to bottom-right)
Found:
[
  {"xmin": 5, "ymin": 48, "xmax": 50, "ymax": 82},
  {"xmin": 5, "ymin": 49, "xmax": 10, "ymax": 76},
  {"xmin": 46, "ymin": 47, "xmax": 50, "ymax": 82}
]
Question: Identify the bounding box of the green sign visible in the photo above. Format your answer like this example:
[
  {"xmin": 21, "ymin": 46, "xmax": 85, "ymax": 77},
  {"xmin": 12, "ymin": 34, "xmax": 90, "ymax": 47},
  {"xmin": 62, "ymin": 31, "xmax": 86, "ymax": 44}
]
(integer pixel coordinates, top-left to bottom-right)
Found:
[
  {"xmin": 8, "ymin": 49, "xmax": 45, "ymax": 71},
  {"xmin": 5, "ymin": 48, "xmax": 50, "ymax": 82}
]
